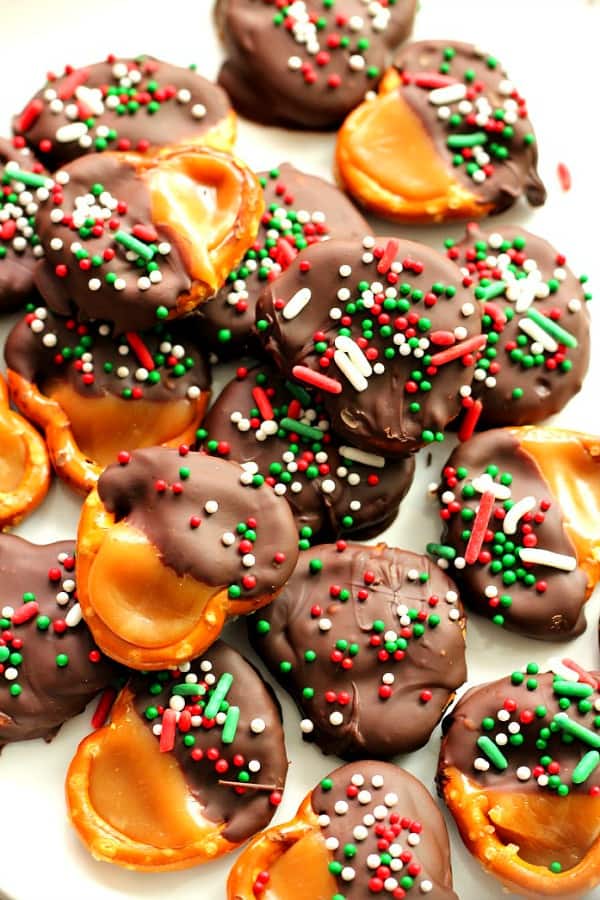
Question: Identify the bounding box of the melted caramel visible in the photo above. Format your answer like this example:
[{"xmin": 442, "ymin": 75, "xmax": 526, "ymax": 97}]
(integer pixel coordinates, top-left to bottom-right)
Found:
[
  {"xmin": 0, "ymin": 410, "xmax": 27, "ymax": 491},
  {"xmin": 43, "ymin": 381, "xmax": 198, "ymax": 468},
  {"xmin": 344, "ymin": 91, "xmax": 454, "ymax": 201},
  {"xmin": 516, "ymin": 428, "xmax": 600, "ymax": 587},
  {"xmin": 88, "ymin": 522, "xmax": 215, "ymax": 649},
  {"xmin": 88, "ymin": 695, "xmax": 209, "ymax": 849},
  {"xmin": 150, "ymin": 152, "xmax": 245, "ymax": 291},
  {"xmin": 264, "ymin": 830, "xmax": 337, "ymax": 900},
  {"xmin": 487, "ymin": 790, "xmax": 600, "ymax": 870}
]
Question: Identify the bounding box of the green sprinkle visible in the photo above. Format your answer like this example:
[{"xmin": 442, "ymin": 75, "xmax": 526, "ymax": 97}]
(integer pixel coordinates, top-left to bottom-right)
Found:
[
  {"xmin": 572, "ymin": 750, "xmax": 600, "ymax": 784},
  {"xmin": 426, "ymin": 542, "xmax": 456, "ymax": 561},
  {"xmin": 477, "ymin": 736, "xmax": 508, "ymax": 770},
  {"xmin": 4, "ymin": 168, "xmax": 50, "ymax": 189},
  {"xmin": 280, "ymin": 417, "xmax": 323, "ymax": 441},
  {"xmin": 56, "ymin": 653, "xmax": 69, "ymax": 668},
  {"xmin": 526, "ymin": 308, "xmax": 578, "ymax": 349},
  {"xmin": 221, "ymin": 705, "xmax": 240, "ymax": 744},
  {"xmin": 114, "ymin": 230, "xmax": 155, "ymax": 261},
  {"xmin": 553, "ymin": 713, "xmax": 600, "ymax": 748},
  {"xmin": 447, "ymin": 132, "xmax": 488, "ymax": 149},
  {"xmin": 172, "ymin": 683, "xmax": 205, "ymax": 696},
  {"xmin": 553, "ymin": 680, "xmax": 594, "ymax": 699},
  {"xmin": 204, "ymin": 672, "xmax": 234, "ymax": 719}
]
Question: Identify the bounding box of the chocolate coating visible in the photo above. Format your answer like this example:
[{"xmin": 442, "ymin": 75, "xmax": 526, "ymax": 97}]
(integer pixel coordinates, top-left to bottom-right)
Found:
[
  {"xmin": 98, "ymin": 447, "xmax": 299, "ymax": 601},
  {"xmin": 439, "ymin": 667, "xmax": 600, "ymax": 796},
  {"xmin": 0, "ymin": 138, "xmax": 50, "ymax": 311},
  {"xmin": 131, "ymin": 640, "xmax": 287, "ymax": 843},
  {"xmin": 216, "ymin": 0, "xmax": 416, "ymax": 129},
  {"xmin": 435, "ymin": 429, "xmax": 588, "ymax": 639},
  {"xmin": 256, "ymin": 236, "xmax": 482, "ymax": 455},
  {"xmin": 447, "ymin": 224, "xmax": 590, "ymax": 428},
  {"xmin": 194, "ymin": 163, "xmax": 369, "ymax": 358},
  {"xmin": 200, "ymin": 365, "xmax": 414, "ymax": 542},
  {"xmin": 250, "ymin": 542, "xmax": 466, "ymax": 758},
  {"xmin": 392, "ymin": 40, "xmax": 546, "ymax": 214},
  {"xmin": 5, "ymin": 303, "xmax": 210, "ymax": 403},
  {"xmin": 12, "ymin": 56, "xmax": 231, "ymax": 170},
  {"xmin": 0, "ymin": 535, "xmax": 117, "ymax": 746},
  {"xmin": 34, "ymin": 153, "xmax": 192, "ymax": 333},
  {"xmin": 312, "ymin": 761, "xmax": 458, "ymax": 898}
]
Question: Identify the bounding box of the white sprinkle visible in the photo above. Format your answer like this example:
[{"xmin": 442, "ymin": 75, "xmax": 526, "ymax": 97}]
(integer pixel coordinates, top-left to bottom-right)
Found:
[
  {"xmin": 339, "ymin": 445, "xmax": 385, "ymax": 467},
  {"xmin": 367, "ymin": 854, "xmax": 380, "ymax": 869},
  {"xmin": 191, "ymin": 103, "xmax": 206, "ymax": 119},
  {"xmin": 334, "ymin": 800, "xmax": 349, "ymax": 815},
  {"xmin": 472, "ymin": 473, "xmax": 511, "ymax": 500},
  {"xmin": 177, "ymin": 88, "xmax": 191, "ymax": 103},
  {"xmin": 242, "ymin": 553, "xmax": 256, "ymax": 568},
  {"xmin": 56, "ymin": 122, "xmax": 88, "ymax": 143},
  {"xmin": 288, "ymin": 56, "xmax": 302, "ymax": 70},
  {"xmin": 518, "ymin": 548, "xmax": 577, "ymax": 571},
  {"xmin": 384, "ymin": 792, "xmax": 398, "ymax": 807},
  {"xmin": 357, "ymin": 790, "xmax": 372, "ymax": 804},
  {"xmin": 320, "ymin": 479, "xmax": 336, "ymax": 494},
  {"xmin": 518, "ymin": 317, "xmax": 558, "ymax": 352},
  {"xmin": 4, "ymin": 668, "xmax": 18, "ymax": 681},
  {"xmin": 353, "ymin": 825, "xmax": 368, "ymax": 841},
  {"xmin": 568, "ymin": 298, "xmax": 582, "ymax": 313},
  {"xmin": 250, "ymin": 717, "xmax": 265, "ymax": 734},
  {"xmin": 503, "ymin": 495, "xmax": 536, "ymax": 535},
  {"xmin": 319, "ymin": 618, "xmax": 332, "ymax": 631},
  {"xmin": 300, "ymin": 718, "xmax": 314, "ymax": 733},
  {"xmin": 371, "ymin": 774, "xmax": 384, "ymax": 788},
  {"xmin": 329, "ymin": 711, "xmax": 344, "ymax": 726},
  {"xmin": 204, "ymin": 500, "xmax": 219, "ymax": 514},
  {"xmin": 474, "ymin": 757, "xmax": 490, "ymax": 772},
  {"xmin": 339, "ymin": 264, "xmax": 352, "ymax": 277},
  {"xmin": 325, "ymin": 836, "xmax": 339, "ymax": 851},
  {"xmin": 221, "ymin": 532, "xmax": 236, "ymax": 546},
  {"xmin": 65, "ymin": 603, "xmax": 82, "ymax": 627},
  {"xmin": 282, "ymin": 287, "xmax": 312, "ymax": 320},
  {"xmin": 420, "ymin": 881, "xmax": 433, "ymax": 894},
  {"xmin": 461, "ymin": 302, "xmax": 475, "ymax": 317},
  {"xmin": 428, "ymin": 83, "xmax": 467, "ymax": 105}
]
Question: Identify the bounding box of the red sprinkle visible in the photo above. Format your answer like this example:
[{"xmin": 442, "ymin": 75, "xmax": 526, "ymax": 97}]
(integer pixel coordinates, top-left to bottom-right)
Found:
[
  {"xmin": 292, "ymin": 365, "xmax": 342, "ymax": 394},
  {"xmin": 11, "ymin": 601, "xmax": 40, "ymax": 626},
  {"xmin": 563, "ymin": 659, "xmax": 599, "ymax": 689},
  {"xmin": 377, "ymin": 239, "xmax": 399, "ymax": 275},
  {"xmin": 17, "ymin": 99, "xmax": 44, "ymax": 133},
  {"xmin": 557, "ymin": 162, "xmax": 572, "ymax": 193},
  {"xmin": 58, "ymin": 67, "xmax": 90, "ymax": 100},
  {"xmin": 458, "ymin": 398, "xmax": 483, "ymax": 441},
  {"xmin": 430, "ymin": 334, "xmax": 488, "ymax": 367},
  {"xmin": 159, "ymin": 708, "xmax": 177, "ymax": 752},
  {"xmin": 91, "ymin": 687, "xmax": 117, "ymax": 729},
  {"xmin": 132, "ymin": 223, "xmax": 158, "ymax": 243},
  {"xmin": 125, "ymin": 332, "xmax": 155, "ymax": 371},
  {"xmin": 412, "ymin": 72, "xmax": 456, "ymax": 89},
  {"xmin": 465, "ymin": 490, "xmax": 495, "ymax": 564},
  {"xmin": 252, "ymin": 386, "xmax": 274, "ymax": 420},
  {"xmin": 276, "ymin": 237, "xmax": 298, "ymax": 270}
]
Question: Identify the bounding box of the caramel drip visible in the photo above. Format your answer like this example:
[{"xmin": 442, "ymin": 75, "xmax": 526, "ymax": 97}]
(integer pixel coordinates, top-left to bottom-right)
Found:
[
  {"xmin": 487, "ymin": 789, "xmax": 600, "ymax": 870},
  {"xmin": 43, "ymin": 381, "xmax": 198, "ymax": 467},
  {"xmin": 149, "ymin": 152, "xmax": 245, "ymax": 290},
  {"xmin": 263, "ymin": 830, "xmax": 337, "ymax": 900},
  {"xmin": 515, "ymin": 428, "xmax": 600, "ymax": 588},
  {"xmin": 344, "ymin": 90, "xmax": 454, "ymax": 201},
  {"xmin": 88, "ymin": 692, "xmax": 212, "ymax": 849},
  {"xmin": 87, "ymin": 522, "xmax": 217, "ymax": 649}
]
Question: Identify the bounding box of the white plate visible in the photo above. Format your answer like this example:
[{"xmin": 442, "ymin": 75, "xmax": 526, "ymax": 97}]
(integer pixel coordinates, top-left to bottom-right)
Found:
[{"xmin": 1, "ymin": 1, "xmax": 599, "ymax": 898}]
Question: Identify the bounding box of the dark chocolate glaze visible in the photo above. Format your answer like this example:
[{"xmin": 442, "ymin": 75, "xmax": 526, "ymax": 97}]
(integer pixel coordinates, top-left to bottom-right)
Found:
[
  {"xmin": 436, "ymin": 429, "xmax": 588, "ymax": 640},
  {"xmin": 5, "ymin": 302, "xmax": 210, "ymax": 402},
  {"xmin": 98, "ymin": 447, "xmax": 299, "ymax": 601},
  {"xmin": 439, "ymin": 668, "xmax": 600, "ymax": 796},
  {"xmin": 200, "ymin": 365, "xmax": 414, "ymax": 542},
  {"xmin": 250, "ymin": 542, "xmax": 466, "ymax": 759},
  {"xmin": 0, "ymin": 535, "xmax": 118, "ymax": 746},
  {"xmin": 34, "ymin": 153, "xmax": 192, "ymax": 333},
  {"xmin": 312, "ymin": 760, "xmax": 458, "ymax": 898},
  {"xmin": 256, "ymin": 236, "xmax": 482, "ymax": 455},
  {"xmin": 194, "ymin": 163, "xmax": 369, "ymax": 359},
  {"xmin": 447, "ymin": 224, "xmax": 590, "ymax": 428},
  {"xmin": 12, "ymin": 56, "xmax": 231, "ymax": 170},
  {"xmin": 0, "ymin": 138, "xmax": 50, "ymax": 311},
  {"xmin": 216, "ymin": 0, "xmax": 416, "ymax": 129},
  {"xmin": 393, "ymin": 40, "xmax": 546, "ymax": 214},
  {"xmin": 131, "ymin": 640, "xmax": 287, "ymax": 843}
]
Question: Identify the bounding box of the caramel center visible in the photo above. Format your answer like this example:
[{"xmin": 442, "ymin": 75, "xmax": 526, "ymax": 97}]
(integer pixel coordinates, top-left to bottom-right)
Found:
[
  {"xmin": 43, "ymin": 381, "xmax": 198, "ymax": 467},
  {"xmin": 88, "ymin": 522, "xmax": 214, "ymax": 649},
  {"xmin": 0, "ymin": 411, "xmax": 27, "ymax": 491},
  {"xmin": 344, "ymin": 91, "xmax": 454, "ymax": 200},
  {"xmin": 88, "ymin": 696, "xmax": 211, "ymax": 848},
  {"xmin": 149, "ymin": 153, "xmax": 244, "ymax": 290},
  {"xmin": 487, "ymin": 790, "xmax": 600, "ymax": 870},
  {"xmin": 264, "ymin": 830, "xmax": 338, "ymax": 900}
]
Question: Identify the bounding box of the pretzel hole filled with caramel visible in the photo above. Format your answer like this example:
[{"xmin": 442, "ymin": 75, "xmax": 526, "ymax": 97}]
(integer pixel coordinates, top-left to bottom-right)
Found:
[
  {"xmin": 486, "ymin": 790, "xmax": 600, "ymax": 870},
  {"xmin": 87, "ymin": 522, "xmax": 212, "ymax": 649},
  {"xmin": 43, "ymin": 381, "xmax": 200, "ymax": 468},
  {"xmin": 263, "ymin": 830, "xmax": 337, "ymax": 899},
  {"xmin": 150, "ymin": 152, "xmax": 247, "ymax": 292},
  {"xmin": 88, "ymin": 694, "xmax": 209, "ymax": 849}
]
